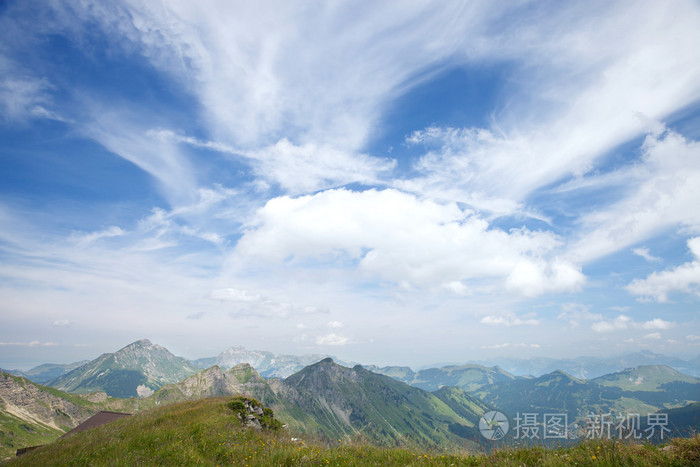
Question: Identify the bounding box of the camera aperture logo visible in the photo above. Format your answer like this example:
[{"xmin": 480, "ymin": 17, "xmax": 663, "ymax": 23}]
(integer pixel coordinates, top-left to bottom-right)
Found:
[{"xmin": 479, "ymin": 411, "xmax": 509, "ymax": 440}]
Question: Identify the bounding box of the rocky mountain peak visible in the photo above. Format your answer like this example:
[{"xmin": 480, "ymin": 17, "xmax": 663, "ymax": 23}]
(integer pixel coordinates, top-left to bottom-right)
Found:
[{"xmin": 125, "ymin": 339, "xmax": 153, "ymax": 349}]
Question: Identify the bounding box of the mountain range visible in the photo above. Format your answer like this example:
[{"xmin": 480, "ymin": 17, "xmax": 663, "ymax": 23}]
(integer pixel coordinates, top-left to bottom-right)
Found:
[
  {"xmin": 7, "ymin": 343, "xmax": 698, "ymax": 389},
  {"xmin": 2, "ymin": 339, "xmax": 699, "ymax": 458},
  {"xmin": 465, "ymin": 351, "xmax": 700, "ymax": 378}
]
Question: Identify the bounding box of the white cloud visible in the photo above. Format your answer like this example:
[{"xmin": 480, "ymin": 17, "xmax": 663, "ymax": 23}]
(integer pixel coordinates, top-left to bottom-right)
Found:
[
  {"xmin": 643, "ymin": 332, "xmax": 661, "ymax": 340},
  {"xmin": 85, "ymin": 111, "xmax": 197, "ymax": 205},
  {"xmin": 0, "ymin": 341, "xmax": 56, "ymax": 347},
  {"xmin": 245, "ymin": 139, "xmax": 395, "ymax": 194},
  {"xmin": 211, "ymin": 287, "xmax": 324, "ymax": 319},
  {"xmin": 234, "ymin": 188, "xmax": 584, "ymax": 296},
  {"xmin": 71, "ymin": 226, "xmax": 125, "ymax": 246},
  {"xmin": 591, "ymin": 315, "xmax": 675, "ymax": 333},
  {"xmin": 570, "ymin": 130, "xmax": 700, "ymax": 263},
  {"xmin": 641, "ymin": 318, "xmax": 674, "ymax": 330},
  {"xmin": 154, "ymin": 131, "xmax": 395, "ymax": 194},
  {"xmin": 687, "ymin": 335, "xmax": 700, "ymax": 341},
  {"xmin": 211, "ymin": 288, "xmax": 263, "ymax": 303},
  {"xmin": 480, "ymin": 315, "xmax": 539, "ymax": 327},
  {"xmin": 626, "ymin": 237, "xmax": 700, "ymax": 302},
  {"xmin": 75, "ymin": 1, "xmax": 493, "ymax": 151},
  {"xmin": 0, "ymin": 54, "xmax": 66, "ymax": 123},
  {"xmin": 327, "ymin": 321, "xmax": 344, "ymax": 329},
  {"xmin": 316, "ymin": 333, "xmax": 349, "ymax": 346},
  {"xmin": 398, "ymin": 0, "xmax": 700, "ymax": 217},
  {"xmin": 632, "ymin": 247, "xmax": 661, "ymax": 263},
  {"xmin": 480, "ymin": 342, "xmax": 540, "ymax": 350},
  {"xmin": 557, "ymin": 303, "xmax": 603, "ymax": 327},
  {"xmin": 505, "ymin": 258, "xmax": 585, "ymax": 297},
  {"xmin": 52, "ymin": 320, "xmax": 74, "ymax": 327},
  {"xmin": 592, "ymin": 315, "xmax": 633, "ymax": 333}
]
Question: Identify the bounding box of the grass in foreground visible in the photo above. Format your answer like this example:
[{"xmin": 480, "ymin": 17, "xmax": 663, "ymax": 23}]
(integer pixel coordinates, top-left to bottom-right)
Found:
[{"xmin": 4, "ymin": 397, "xmax": 699, "ymax": 466}]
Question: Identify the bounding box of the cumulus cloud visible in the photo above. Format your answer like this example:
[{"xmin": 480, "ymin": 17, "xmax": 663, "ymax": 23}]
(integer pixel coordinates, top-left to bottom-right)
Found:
[
  {"xmin": 316, "ymin": 333, "xmax": 349, "ymax": 346},
  {"xmin": 234, "ymin": 188, "xmax": 584, "ymax": 296},
  {"xmin": 641, "ymin": 318, "xmax": 675, "ymax": 330},
  {"xmin": 592, "ymin": 315, "xmax": 633, "ymax": 333},
  {"xmin": 626, "ymin": 237, "xmax": 700, "ymax": 302}
]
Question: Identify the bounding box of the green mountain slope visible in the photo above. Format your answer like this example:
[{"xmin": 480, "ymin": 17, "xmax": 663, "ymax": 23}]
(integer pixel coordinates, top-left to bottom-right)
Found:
[
  {"xmin": 592, "ymin": 365, "xmax": 699, "ymax": 392},
  {"xmin": 276, "ymin": 358, "xmax": 488, "ymax": 446},
  {"xmin": 49, "ymin": 340, "xmax": 200, "ymax": 398},
  {"xmin": 657, "ymin": 402, "xmax": 700, "ymax": 437},
  {"xmin": 0, "ymin": 371, "xmax": 100, "ymax": 459},
  {"xmin": 474, "ymin": 367, "xmax": 700, "ymax": 425}
]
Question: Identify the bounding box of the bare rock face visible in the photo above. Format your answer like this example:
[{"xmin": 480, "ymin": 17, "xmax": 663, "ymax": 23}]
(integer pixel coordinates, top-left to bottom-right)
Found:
[{"xmin": 0, "ymin": 371, "xmax": 93, "ymax": 431}]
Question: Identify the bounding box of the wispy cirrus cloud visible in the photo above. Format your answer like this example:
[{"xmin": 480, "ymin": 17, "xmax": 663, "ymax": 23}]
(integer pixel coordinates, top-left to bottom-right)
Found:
[
  {"xmin": 480, "ymin": 314, "xmax": 539, "ymax": 327},
  {"xmin": 626, "ymin": 237, "xmax": 700, "ymax": 302},
  {"xmin": 0, "ymin": 341, "xmax": 56, "ymax": 347}
]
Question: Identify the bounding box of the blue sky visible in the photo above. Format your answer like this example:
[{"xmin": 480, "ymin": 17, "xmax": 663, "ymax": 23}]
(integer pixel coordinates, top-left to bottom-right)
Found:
[{"xmin": 1, "ymin": 0, "xmax": 700, "ymax": 369}]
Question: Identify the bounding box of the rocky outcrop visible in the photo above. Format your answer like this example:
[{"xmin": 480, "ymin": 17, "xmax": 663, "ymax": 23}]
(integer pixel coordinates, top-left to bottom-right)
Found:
[
  {"xmin": 0, "ymin": 371, "xmax": 93, "ymax": 431},
  {"xmin": 153, "ymin": 364, "xmax": 276, "ymax": 404}
]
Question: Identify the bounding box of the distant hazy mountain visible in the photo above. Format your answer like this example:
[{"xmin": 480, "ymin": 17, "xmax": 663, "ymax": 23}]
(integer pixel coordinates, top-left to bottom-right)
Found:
[
  {"xmin": 193, "ymin": 346, "xmax": 349, "ymax": 378},
  {"xmin": 6, "ymin": 361, "xmax": 89, "ymax": 385},
  {"xmin": 49, "ymin": 340, "xmax": 200, "ymax": 398},
  {"xmin": 471, "ymin": 365, "xmax": 700, "ymax": 424},
  {"xmin": 592, "ymin": 365, "xmax": 699, "ymax": 391},
  {"xmin": 475, "ymin": 350, "xmax": 699, "ymax": 378},
  {"xmin": 365, "ymin": 363, "xmax": 520, "ymax": 392}
]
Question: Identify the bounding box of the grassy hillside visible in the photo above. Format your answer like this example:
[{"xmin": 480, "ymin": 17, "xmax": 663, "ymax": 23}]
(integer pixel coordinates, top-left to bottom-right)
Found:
[
  {"xmin": 474, "ymin": 368, "xmax": 699, "ymax": 424},
  {"xmin": 0, "ymin": 371, "xmax": 100, "ymax": 459},
  {"xmin": 593, "ymin": 365, "xmax": 699, "ymax": 392},
  {"xmin": 5, "ymin": 397, "xmax": 699, "ymax": 466}
]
